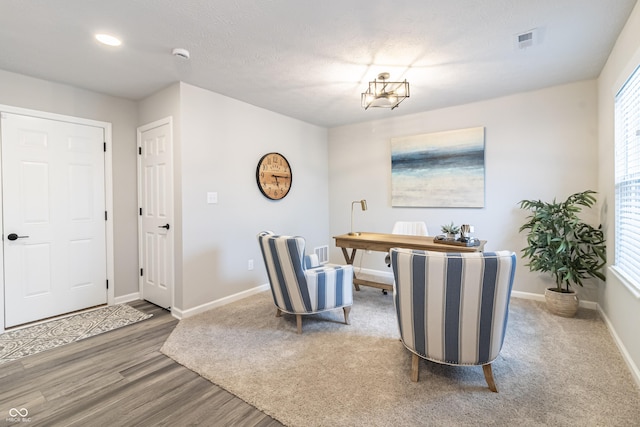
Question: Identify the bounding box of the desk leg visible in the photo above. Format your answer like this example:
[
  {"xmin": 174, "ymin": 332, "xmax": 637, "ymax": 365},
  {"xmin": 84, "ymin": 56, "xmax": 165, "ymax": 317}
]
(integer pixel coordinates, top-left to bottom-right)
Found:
[{"xmin": 341, "ymin": 247, "xmax": 360, "ymax": 291}]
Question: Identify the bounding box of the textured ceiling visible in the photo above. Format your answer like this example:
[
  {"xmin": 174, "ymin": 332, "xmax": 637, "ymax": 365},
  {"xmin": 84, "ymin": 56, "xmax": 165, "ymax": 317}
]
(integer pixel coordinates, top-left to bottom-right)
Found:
[{"xmin": 0, "ymin": 0, "xmax": 636, "ymax": 128}]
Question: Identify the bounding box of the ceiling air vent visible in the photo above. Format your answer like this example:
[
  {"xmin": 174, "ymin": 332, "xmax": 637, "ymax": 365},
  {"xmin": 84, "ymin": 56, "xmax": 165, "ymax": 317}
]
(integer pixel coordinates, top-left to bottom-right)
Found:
[{"xmin": 516, "ymin": 29, "xmax": 537, "ymax": 49}]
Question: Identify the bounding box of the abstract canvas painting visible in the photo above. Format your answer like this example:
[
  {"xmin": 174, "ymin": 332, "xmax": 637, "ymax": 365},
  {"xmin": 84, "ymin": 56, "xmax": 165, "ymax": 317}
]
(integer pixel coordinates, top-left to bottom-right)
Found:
[{"xmin": 391, "ymin": 127, "xmax": 485, "ymax": 207}]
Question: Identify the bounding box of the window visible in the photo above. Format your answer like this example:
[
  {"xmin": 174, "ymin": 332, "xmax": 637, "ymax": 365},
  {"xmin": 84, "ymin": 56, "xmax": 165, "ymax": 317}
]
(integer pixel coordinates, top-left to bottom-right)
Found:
[{"xmin": 614, "ymin": 64, "xmax": 640, "ymax": 293}]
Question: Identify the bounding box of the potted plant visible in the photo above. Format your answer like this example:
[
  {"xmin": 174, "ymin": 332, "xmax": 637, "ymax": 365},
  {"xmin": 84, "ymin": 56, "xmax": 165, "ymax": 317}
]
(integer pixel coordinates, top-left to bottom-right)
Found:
[
  {"xmin": 518, "ymin": 190, "xmax": 606, "ymax": 317},
  {"xmin": 441, "ymin": 222, "xmax": 460, "ymax": 240}
]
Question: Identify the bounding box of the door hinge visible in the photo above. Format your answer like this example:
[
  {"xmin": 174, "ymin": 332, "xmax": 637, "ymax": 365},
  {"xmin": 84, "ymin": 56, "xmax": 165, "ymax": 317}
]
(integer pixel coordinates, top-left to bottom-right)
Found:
[
  {"xmin": 139, "ymin": 207, "xmax": 142, "ymax": 216},
  {"xmin": 138, "ymin": 146, "xmax": 142, "ymax": 155},
  {"xmin": 104, "ymin": 142, "xmax": 107, "ymax": 152},
  {"xmin": 106, "ymin": 279, "xmax": 109, "ymax": 289},
  {"xmin": 105, "ymin": 211, "xmax": 108, "ymax": 221},
  {"xmin": 140, "ymin": 268, "xmax": 144, "ymax": 277}
]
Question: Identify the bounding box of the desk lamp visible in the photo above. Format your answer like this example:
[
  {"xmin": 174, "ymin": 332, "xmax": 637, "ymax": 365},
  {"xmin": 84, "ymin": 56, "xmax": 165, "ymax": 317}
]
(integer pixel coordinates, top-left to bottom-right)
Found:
[{"xmin": 349, "ymin": 199, "xmax": 368, "ymax": 236}]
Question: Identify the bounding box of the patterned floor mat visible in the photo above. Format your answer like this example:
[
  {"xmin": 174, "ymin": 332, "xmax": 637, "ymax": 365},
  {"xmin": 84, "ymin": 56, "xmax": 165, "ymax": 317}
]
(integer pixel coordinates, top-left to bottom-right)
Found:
[{"xmin": 0, "ymin": 304, "xmax": 152, "ymax": 364}]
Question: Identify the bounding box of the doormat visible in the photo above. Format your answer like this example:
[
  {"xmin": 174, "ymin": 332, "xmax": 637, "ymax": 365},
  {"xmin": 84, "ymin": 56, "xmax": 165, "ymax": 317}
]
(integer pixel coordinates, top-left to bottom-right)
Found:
[{"xmin": 0, "ymin": 304, "xmax": 152, "ymax": 365}]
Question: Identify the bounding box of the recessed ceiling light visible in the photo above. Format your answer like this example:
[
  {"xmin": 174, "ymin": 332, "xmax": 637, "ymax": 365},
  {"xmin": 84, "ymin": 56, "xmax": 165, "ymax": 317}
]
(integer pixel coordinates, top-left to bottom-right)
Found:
[{"xmin": 95, "ymin": 33, "xmax": 122, "ymax": 47}]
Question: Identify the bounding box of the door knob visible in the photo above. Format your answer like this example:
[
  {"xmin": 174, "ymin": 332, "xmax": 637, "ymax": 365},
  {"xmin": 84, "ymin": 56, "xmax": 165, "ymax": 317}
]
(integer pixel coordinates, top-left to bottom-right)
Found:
[
  {"xmin": 7, "ymin": 233, "xmax": 29, "ymax": 241},
  {"xmin": 158, "ymin": 224, "xmax": 170, "ymax": 230}
]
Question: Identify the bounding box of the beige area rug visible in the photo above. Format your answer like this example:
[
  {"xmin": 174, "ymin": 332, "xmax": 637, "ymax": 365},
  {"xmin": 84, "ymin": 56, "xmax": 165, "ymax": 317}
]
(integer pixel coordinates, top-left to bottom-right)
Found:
[
  {"xmin": 0, "ymin": 304, "xmax": 152, "ymax": 365},
  {"xmin": 161, "ymin": 287, "xmax": 640, "ymax": 426}
]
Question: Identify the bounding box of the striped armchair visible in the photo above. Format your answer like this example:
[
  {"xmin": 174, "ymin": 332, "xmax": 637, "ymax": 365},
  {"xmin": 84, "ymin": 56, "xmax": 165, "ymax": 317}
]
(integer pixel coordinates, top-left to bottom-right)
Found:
[
  {"xmin": 257, "ymin": 231, "xmax": 354, "ymax": 334},
  {"xmin": 390, "ymin": 248, "xmax": 516, "ymax": 392}
]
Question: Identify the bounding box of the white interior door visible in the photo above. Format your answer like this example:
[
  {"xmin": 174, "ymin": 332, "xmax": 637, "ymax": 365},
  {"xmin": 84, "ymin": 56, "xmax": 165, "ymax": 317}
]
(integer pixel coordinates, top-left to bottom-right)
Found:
[
  {"xmin": 1, "ymin": 112, "xmax": 107, "ymax": 327},
  {"xmin": 138, "ymin": 119, "xmax": 174, "ymax": 309}
]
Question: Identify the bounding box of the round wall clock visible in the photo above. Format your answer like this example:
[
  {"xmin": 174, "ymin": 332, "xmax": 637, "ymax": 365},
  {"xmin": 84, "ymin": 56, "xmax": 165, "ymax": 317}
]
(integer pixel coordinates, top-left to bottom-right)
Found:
[{"xmin": 256, "ymin": 152, "xmax": 292, "ymax": 200}]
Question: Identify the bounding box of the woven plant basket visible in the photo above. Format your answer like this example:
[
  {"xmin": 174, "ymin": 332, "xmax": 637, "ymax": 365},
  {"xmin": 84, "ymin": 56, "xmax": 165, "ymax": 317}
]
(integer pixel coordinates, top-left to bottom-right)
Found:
[{"xmin": 544, "ymin": 288, "xmax": 579, "ymax": 318}]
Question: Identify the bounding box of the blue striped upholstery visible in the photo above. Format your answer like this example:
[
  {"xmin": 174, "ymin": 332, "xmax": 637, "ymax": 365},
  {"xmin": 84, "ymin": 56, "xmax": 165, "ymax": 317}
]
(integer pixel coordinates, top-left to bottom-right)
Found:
[
  {"xmin": 257, "ymin": 231, "xmax": 353, "ymax": 321},
  {"xmin": 391, "ymin": 249, "xmax": 516, "ymax": 367},
  {"xmin": 304, "ymin": 253, "xmax": 320, "ymax": 269}
]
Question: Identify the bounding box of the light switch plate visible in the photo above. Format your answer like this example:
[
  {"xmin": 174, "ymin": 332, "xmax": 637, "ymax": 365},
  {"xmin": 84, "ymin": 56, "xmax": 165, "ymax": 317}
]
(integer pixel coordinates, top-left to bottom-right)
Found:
[{"xmin": 207, "ymin": 192, "xmax": 218, "ymax": 204}]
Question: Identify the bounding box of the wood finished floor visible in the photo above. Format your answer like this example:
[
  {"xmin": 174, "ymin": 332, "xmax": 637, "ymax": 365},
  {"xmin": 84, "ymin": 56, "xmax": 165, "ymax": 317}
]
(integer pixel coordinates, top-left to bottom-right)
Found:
[{"xmin": 0, "ymin": 301, "xmax": 283, "ymax": 427}]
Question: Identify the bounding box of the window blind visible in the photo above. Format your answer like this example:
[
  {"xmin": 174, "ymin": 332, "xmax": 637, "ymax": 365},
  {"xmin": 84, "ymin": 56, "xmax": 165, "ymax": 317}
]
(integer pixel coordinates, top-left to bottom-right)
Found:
[{"xmin": 615, "ymin": 65, "xmax": 640, "ymax": 289}]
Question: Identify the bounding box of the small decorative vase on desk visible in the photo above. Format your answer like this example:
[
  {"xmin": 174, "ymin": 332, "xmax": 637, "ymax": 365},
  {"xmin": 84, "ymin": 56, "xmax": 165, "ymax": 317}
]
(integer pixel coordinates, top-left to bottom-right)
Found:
[{"xmin": 441, "ymin": 222, "xmax": 460, "ymax": 241}]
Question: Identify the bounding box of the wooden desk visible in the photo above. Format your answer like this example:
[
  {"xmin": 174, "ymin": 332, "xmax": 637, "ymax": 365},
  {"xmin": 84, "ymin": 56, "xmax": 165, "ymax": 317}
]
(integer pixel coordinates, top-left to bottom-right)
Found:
[{"xmin": 333, "ymin": 232, "xmax": 486, "ymax": 292}]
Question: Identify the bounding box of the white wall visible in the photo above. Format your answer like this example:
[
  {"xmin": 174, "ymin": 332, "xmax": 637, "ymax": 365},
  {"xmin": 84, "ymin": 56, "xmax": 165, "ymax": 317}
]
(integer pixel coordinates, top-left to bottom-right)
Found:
[
  {"xmin": 172, "ymin": 83, "xmax": 330, "ymax": 311},
  {"xmin": 0, "ymin": 69, "xmax": 140, "ymax": 298},
  {"xmin": 328, "ymin": 80, "xmax": 600, "ymax": 301},
  {"xmin": 597, "ymin": 2, "xmax": 640, "ymax": 382}
]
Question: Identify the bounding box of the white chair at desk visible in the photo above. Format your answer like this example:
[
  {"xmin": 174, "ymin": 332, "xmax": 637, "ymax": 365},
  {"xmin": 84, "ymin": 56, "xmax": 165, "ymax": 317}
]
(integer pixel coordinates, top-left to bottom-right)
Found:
[
  {"xmin": 383, "ymin": 221, "xmax": 429, "ymax": 293},
  {"xmin": 391, "ymin": 221, "xmax": 429, "ymax": 236}
]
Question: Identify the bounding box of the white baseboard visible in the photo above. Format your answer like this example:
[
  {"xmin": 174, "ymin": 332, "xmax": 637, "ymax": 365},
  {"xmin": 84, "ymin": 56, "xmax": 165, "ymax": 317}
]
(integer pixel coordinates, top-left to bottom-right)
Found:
[
  {"xmin": 171, "ymin": 284, "xmax": 270, "ymax": 320},
  {"xmin": 510, "ymin": 290, "xmax": 546, "ymax": 303},
  {"xmin": 510, "ymin": 290, "xmax": 598, "ymax": 310},
  {"xmin": 114, "ymin": 292, "xmax": 141, "ymax": 305},
  {"xmin": 598, "ymin": 305, "xmax": 640, "ymax": 389}
]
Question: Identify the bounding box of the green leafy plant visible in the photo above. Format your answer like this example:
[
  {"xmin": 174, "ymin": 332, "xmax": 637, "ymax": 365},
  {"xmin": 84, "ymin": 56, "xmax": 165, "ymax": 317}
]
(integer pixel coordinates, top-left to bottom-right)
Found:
[
  {"xmin": 518, "ymin": 190, "xmax": 606, "ymax": 293},
  {"xmin": 441, "ymin": 222, "xmax": 460, "ymax": 235}
]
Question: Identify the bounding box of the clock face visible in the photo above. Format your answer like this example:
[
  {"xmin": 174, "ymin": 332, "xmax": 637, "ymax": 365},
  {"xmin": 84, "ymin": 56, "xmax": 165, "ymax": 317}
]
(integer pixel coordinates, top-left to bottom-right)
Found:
[{"xmin": 256, "ymin": 152, "xmax": 292, "ymax": 200}]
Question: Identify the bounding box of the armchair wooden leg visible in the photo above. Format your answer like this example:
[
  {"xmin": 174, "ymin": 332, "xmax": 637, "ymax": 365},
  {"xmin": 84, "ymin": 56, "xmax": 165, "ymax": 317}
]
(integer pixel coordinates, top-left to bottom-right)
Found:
[
  {"xmin": 343, "ymin": 306, "xmax": 351, "ymax": 325},
  {"xmin": 411, "ymin": 354, "xmax": 420, "ymax": 382},
  {"xmin": 482, "ymin": 363, "xmax": 498, "ymax": 392},
  {"xmin": 275, "ymin": 308, "xmax": 282, "ymax": 317},
  {"xmin": 296, "ymin": 314, "xmax": 302, "ymax": 334}
]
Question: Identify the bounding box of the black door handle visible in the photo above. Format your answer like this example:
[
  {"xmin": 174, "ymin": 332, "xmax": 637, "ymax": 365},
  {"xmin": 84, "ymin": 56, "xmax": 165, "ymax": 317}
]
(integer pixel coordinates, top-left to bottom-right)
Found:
[
  {"xmin": 7, "ymin": 233, "xmax": 29, "ymax": 241},
  {"xmin": 158, "ymin": 224, "xmax": 170, "ymax": 230}
]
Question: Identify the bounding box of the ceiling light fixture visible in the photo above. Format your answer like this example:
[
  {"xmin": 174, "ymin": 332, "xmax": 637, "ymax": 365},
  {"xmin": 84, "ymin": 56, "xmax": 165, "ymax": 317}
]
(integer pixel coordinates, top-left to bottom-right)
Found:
[
  {"xmin": 95, "ymin": 33, "xmax": 122, "ymax": 47},
  {"xmin": 361, "ymin": 72, "xmax": 410, "ymax": 110}
]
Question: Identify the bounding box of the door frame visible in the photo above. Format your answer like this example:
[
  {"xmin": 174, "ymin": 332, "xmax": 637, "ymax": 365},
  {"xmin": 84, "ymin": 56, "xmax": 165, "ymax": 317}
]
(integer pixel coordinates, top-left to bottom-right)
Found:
[
  {"xmin": 136, "ymin": 117, "xmax": 175, "ymax": 312},
  {"xmin": 0, "ymin": 105, "xmax": 115, "ymax": 334}
]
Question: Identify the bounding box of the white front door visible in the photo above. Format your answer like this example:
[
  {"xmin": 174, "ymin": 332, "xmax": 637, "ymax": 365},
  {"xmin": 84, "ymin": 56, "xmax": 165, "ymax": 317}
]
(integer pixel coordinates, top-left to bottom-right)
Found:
[
  {"xmin": 1, "ymin": 113, "xmax": 107, "ymax": 327},
  {"xmin": 138, "ymin": 119, "xmax": 174, "ymax": 309}
]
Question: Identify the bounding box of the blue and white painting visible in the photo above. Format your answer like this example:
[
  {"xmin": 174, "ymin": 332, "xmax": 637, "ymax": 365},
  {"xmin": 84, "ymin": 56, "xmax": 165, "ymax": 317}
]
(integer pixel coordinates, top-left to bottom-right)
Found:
[{"xmin": 391, "ymin": 127, "xmax": 485, "ymax": 207}]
